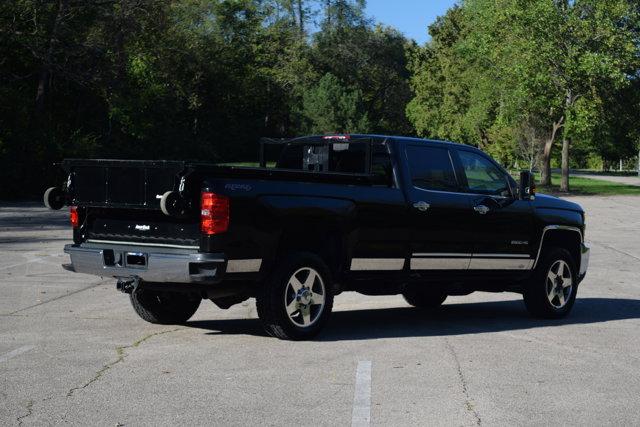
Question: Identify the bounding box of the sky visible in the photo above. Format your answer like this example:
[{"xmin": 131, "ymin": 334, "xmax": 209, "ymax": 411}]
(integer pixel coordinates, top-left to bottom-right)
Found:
[{"xmin": 365, "ymin": 0, "xmax": 458, "ymax": 44}]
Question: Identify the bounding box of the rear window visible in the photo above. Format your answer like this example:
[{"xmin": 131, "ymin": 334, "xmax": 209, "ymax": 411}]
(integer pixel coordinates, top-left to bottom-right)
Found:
[
  {"xmin": 274, "ymin": 141, "xmax": 393, "ymax": 186},
  {"xmin": 406, "ymin": 145, "xmax": 458, "ymax": 192}
]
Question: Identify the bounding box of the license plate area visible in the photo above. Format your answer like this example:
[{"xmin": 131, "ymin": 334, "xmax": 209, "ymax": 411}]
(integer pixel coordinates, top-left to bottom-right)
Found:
[
  {"xmin": 125, "ymin": 252, "xmax": 147, "ymax": 269},
  {"xmin": 102, "ymin": 249, "xmax": 147, "ymax": 269}
]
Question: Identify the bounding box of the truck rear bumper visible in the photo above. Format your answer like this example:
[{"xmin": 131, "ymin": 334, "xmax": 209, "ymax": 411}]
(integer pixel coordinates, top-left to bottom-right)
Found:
[
  {"xmin": 63, "ymin": 242, "xmax": 258, "ymax": 284},
  {"xmin": 578, "ymin": 242, "xmax": 590, "ymax": 283}
]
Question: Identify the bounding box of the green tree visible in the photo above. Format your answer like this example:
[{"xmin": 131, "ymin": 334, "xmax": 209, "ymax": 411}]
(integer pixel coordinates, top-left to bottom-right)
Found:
[
  {"xmin": 408, "ymin": 0, "xmax": 640, "ymax": 190},
  {"xmin": 301, "ymin": 73, "xmax": 370, "ymax": 133}
]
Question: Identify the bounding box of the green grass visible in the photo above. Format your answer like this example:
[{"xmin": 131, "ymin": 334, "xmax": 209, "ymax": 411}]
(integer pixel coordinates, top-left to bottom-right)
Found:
[{"xmin": 538, "ymin": 173, "xmax": 640, "ymax": 196}]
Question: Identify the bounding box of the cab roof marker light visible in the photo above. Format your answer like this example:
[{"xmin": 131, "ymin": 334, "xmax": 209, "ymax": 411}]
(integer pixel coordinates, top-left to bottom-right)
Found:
[{"xmin": 322, "ymin": 135, "xmax": 350, "ymax": 141}]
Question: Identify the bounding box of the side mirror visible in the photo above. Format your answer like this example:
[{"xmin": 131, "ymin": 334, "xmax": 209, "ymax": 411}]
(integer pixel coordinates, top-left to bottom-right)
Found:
[{"xmin": 519, "ymin": 171, "xmax": 536, "ymax": 200}]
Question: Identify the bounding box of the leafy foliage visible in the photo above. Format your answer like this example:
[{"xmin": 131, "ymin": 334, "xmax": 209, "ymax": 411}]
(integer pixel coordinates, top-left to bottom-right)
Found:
[
  {"xmin": 407, "ymin": 0, "xmax": 640, "ymax": 190},
  {"xmin": 0, "ymin": 0, "xmax": 412, "ymax": 197},
  {"xmin": 1, "ymin": 0, "xmax": 639, "ymax": 198}
]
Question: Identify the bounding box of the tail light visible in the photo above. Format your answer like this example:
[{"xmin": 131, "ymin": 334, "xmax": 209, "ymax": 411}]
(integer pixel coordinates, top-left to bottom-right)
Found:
[
  {"xmin": 70, "ymin": 206, "xmax": 79, "ymax": 228},
  {"xmin": 200, "ymin": 192, "xmax": 229, "ymax": 235}
]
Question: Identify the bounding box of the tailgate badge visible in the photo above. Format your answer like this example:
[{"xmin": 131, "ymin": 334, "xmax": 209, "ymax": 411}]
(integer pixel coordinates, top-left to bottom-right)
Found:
[{"xmin": 135, "ymin": 224, "xmax": 151, "ymax": 231}]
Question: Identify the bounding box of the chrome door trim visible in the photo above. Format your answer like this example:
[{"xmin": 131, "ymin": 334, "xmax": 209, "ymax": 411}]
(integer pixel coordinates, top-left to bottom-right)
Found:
[
  {"xmin": 412, "ymin": 253, "xmax": 472, "ymax": 257},
  {"xmin": 532, "ymin": 225, "xmax": 583, "ymax": 269},
  {"xmin": 410, "ymin": 253, "xmax": 534, "ymax": 270},
  {"xmin": 350, "ymin": 258, "xmax": 405, "ymax": 271},
  {"xmin": 410, "ymin": 257, "xmax": 470, "ymax": 270},
  {"xmin": 472, "ymin": 253, "xmax": 531, "ymax": 258},
  {"xmin": 468, "ymin": 258, "xmax": 534, "ymax": 270},
  {"xmin": 411, "ymin": 186, "xmax": 512, "ymax": 200},
  {"xmin": 226, "ymin": 259, "xmax": 262, "ymax": 273}
]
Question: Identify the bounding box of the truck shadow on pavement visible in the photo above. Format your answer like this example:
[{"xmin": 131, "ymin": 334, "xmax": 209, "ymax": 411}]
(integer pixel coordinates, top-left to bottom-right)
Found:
[{"xmin": 186, "ymin": 297, "xmax": 640, "ymax": 340}]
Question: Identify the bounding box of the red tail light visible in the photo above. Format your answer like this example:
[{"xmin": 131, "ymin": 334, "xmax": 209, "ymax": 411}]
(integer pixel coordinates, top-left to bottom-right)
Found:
[
  {"xmin": 70, "ymin": 206, "xmax": 79, "ymax": 228},
  {"xmin": 200, "ymin": 192, "xmax": 229, "ymax": 235}
]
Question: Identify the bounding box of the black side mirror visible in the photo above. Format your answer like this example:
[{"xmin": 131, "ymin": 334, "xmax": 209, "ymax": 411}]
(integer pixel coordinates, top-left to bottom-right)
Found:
[{"xmin": 519, "ymin": 171, "xmax": 536, "ymax": 200}]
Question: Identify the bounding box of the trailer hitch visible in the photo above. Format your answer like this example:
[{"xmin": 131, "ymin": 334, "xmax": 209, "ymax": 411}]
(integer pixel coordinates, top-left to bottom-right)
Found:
[{"xmin": 116, "ymin": 278, "xmax": 140, "ymax": 294}]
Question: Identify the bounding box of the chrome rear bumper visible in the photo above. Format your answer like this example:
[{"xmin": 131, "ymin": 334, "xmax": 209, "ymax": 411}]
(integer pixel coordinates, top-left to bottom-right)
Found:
[{"xmin": 63, "ymin": 242, "xmax": 225, "ymax": 283}]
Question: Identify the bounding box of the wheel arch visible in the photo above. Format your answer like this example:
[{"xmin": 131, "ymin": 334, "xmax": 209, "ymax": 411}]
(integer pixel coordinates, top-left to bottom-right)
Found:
[
  {"xmin": 274, "ymin": 219, "xmax": 350, "ymax": 280},
  {"xmin": 534, "ymin": 226, "xmax": 582, "ymax": 273}
]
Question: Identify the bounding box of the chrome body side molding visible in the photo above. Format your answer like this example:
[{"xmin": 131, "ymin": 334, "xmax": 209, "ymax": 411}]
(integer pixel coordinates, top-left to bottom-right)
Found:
[
  {"xmin": 468, "ymin": 258, "xmax": 534, "ymax": 270},
  {"xmin": 350, "ymin": 258, "xmax": 405, "ymax": 271},
  {"xmin": 410, "ymin": 257, "xmax": 470, "ymax": 270},
  {"xmin": 226, "ymin": 259, "xmax": 262, "ymax": 273},
  {"xmin": 410, "ymin": 253, "xmax": 533, "ymax": 270}
]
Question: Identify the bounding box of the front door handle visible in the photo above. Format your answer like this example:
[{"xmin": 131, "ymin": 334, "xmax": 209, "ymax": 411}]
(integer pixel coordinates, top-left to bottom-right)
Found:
[
  {"xmin": 413, "ymin": 201, "xmax": 431, "ymax": 212},
  {"xmin": 474, "ymin": 204, "xmax": 490, "ymax": 215}
]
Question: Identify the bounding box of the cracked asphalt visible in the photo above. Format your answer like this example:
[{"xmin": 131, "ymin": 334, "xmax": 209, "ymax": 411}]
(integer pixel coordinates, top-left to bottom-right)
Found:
[{"xmin": 1, "ymin": 196, "xmax": 640, "ymax": 426}]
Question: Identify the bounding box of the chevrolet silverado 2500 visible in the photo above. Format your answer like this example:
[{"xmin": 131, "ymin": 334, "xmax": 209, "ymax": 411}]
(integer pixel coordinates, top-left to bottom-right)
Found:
[{"xmin": 44, "ymin": 135, "xmax": 590, "ymax": 340}]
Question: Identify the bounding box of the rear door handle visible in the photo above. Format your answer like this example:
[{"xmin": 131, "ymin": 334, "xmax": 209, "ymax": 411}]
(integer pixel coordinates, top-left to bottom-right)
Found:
[
  {"xmin": 474, "ymin": 205, "xmax": 490, "ymax": 215},
  {"xmin": 413, "ymin": 201, "xmax": 430, "ymax": 212}
]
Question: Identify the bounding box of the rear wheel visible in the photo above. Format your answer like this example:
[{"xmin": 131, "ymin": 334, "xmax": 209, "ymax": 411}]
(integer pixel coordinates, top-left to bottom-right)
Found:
[
  {"xmin": 523, "ymin": 248, "xmax": 577, "ymax": 318},
  {"xmin": 402, "ymin": 286, "xmax": 447, "ymax": 308},
  {"xmin": 130, "ymin": 288, "xmax": 201, "ymax": 324},
  {"xmin": 256, "ymin": 252, "xmax": 333, "ymax": 340}
]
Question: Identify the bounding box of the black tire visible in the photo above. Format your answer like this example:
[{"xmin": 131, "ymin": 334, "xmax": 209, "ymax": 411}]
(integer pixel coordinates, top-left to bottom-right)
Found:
[
  {"xmin": 402, "ymin": 286, "xmax": 447, "ymax": 308},
  {"xmin": 130, "ymin": 288, "xmax": 201, "ymax": 324},
  {"xmin": 256, "ymin": 252, "xmax": 334, "ymax": 340},
  {"xmin": 43, "ymin": 186, "xmax": 64, "ymax": 210},
  {"xmin": 523, "ymin": 247, "xmax": 577, "ymax": 319}
]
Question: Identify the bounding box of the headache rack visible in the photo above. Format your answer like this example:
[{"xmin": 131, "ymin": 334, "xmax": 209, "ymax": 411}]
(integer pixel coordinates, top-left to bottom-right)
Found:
[{"xmin": 258, "ymin": 135, "xmax": 386, "ymax": 175}]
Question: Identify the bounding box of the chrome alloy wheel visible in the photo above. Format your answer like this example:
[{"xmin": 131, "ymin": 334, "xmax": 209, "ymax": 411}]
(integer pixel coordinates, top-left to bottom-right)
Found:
[
  {"xmin": 546, "ymin": 260, "xmax": 573, "ymax": 309},
  {"xmin": 284, "ymin": 267, "xmax": 326, "ymax": 327}
]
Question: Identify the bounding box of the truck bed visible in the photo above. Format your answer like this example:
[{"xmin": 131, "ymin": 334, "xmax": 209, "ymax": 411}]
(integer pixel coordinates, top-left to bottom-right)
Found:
[{"xmin": 63, "ymin": 159, "xmax": 377, "ymax": 210}]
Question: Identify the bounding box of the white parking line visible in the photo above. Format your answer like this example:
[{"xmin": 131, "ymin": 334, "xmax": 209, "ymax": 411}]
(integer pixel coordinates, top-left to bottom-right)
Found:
[
  {"xmin": 351, "ymin": 360, "xmax": 372, "ymax": 427},
  {"xmin": 0, "ymin": 345, "xmax": 35, "ymax": 363}
]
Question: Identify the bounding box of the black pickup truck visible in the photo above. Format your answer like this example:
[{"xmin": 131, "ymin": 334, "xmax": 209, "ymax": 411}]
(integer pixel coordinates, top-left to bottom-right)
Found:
[{"xmin": 44, "ymin": 135, "xmax": 590, "ymax": 340}]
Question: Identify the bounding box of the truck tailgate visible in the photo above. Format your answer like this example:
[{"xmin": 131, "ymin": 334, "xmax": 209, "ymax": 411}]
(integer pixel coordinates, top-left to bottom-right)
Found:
[
  {"xmin": 62, "ymin": 159, "xmax": 200, "ymax": 247},
  {"xmin": 63, "ymin": 159, "xmax": 185, "ymax": 209}
]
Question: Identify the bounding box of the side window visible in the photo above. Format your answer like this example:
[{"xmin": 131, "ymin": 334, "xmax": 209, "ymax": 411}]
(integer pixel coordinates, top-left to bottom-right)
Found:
[
  {"xmin": 371, "ymin": 143, "xmax": 393, "ymax": 187},
  {"xmin": 458, "ymin": 150, "xmax": 510, "ymax": 196},
  {"xmin": 406, "ymin": 145, "xmax": 458, "ymax": 192}
]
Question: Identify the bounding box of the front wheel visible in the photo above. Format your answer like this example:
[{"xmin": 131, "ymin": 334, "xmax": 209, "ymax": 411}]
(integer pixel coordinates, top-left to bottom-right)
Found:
[
  {"xmin": 256, "ymin": 252, "xmax": 334, "ymax": 340},
  {"xmin": 130, "ymin": 288, "xmax": 201, "ymax": 324},
  {"xmin": 523, "ymin": 248, "xmax": 577, "ymax": 319}
]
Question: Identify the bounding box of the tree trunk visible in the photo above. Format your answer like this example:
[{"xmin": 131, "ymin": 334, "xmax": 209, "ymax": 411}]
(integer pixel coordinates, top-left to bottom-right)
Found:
[
  {"xmin": 540, "ymin": 139, "xmax": 553, "ymax": 186},
  {"xmin": 560, "ymin": 137, "xmax": 570, "ymax": 192},
  {"xmin": 540, "ymin": 117, "xmax": 563, "ymax": 186},
  {"xmin": 479, "ymin": 129, "xmax": 490, "ymax": 150},
  {"xmin": 296, "ymin": 0, "xmax": 304, "ymax": 33},
  {"xmin": 35, "ymin": 69, "xmax": 50, "ymax": 116},
  {"xmin": 559, "ymin": 88, "xmax": 577, "ymax": 193}
]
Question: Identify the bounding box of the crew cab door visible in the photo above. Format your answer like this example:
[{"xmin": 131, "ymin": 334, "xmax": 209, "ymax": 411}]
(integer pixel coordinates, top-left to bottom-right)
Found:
[
  {"xmin": 453, "ymin": 148, "xmax": 535, "ymax": 270},
  {"xmin": 402, "ymin": 143, "xmax": 476, "ymax": 271}
]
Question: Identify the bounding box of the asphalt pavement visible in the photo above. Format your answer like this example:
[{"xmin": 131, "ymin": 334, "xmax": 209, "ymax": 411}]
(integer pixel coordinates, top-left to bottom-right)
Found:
[{"xmin": 1, "ymin": 196, "xmax": 639, "ymax": 426}]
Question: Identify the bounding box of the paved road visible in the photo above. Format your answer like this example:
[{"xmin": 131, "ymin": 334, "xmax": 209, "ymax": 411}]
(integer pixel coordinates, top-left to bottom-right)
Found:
[
  {"xmin": 571, "ymin": 172, "xmax": 640, "ymax": 187},
  {"xmin": 1, "ymin": 197, "xmax": 640, "ymax": 426}
]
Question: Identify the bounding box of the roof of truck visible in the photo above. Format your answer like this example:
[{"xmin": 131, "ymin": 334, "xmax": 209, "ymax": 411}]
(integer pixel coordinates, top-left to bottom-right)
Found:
[{"xmin": 284, "ymin": 134, "xmax": 468, "ymax": 148}]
